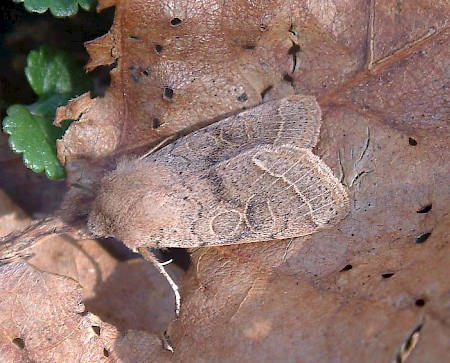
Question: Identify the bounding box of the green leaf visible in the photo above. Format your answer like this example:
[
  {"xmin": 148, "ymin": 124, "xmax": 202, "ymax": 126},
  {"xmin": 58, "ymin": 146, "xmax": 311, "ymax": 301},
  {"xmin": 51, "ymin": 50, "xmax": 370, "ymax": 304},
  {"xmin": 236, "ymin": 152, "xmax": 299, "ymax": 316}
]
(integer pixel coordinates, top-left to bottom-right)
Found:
[
  {"xmin": 13, "ymin": 0, "xmax": 96, "ymax": 17},
  {"xmin": 25, "ymin": 47, "xmax": 91, "ymax": 99},
  {"xmin": 2, "ymin": 46, "xmax": 92, "ymax": 179},
  {"xmin": 3, "ymin": 105, "xmax": 66, "ymax": 180}
]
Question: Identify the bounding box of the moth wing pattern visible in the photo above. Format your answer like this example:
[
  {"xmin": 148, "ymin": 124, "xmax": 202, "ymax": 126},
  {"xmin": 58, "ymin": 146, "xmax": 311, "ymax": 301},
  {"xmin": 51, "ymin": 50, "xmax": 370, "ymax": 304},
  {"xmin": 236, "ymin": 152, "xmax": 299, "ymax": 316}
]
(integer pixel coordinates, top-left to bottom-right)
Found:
[
  {"xmin": 88, "ymin": 95, "xmax": 348, "ymax": 250},
  {"xmin": 158, "ymin": 144, "xmax": 349, "ymax": 248},
  {"xmin": 87, "ymin": 94, "xmax": 348, "ymax": 318},
  {"xmin": 149, "ymin": 95, "xmax": 322, "ymax": 177}
]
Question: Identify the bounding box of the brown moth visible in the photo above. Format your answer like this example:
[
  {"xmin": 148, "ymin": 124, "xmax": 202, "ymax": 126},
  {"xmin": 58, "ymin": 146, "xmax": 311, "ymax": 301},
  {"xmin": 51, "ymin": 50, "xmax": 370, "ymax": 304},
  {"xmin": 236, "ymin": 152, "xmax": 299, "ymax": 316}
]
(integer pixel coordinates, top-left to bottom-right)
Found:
[
  {"xmin": 89, "ymin": 95, "xmax": 348, "ymax": 248},
  {"xmin": 86, "ymin": 95, "xmax": 349, "ymax": 314},
  {"xmin": 1, "ymin": 95, "xmax": 349, "ymax": 318}
]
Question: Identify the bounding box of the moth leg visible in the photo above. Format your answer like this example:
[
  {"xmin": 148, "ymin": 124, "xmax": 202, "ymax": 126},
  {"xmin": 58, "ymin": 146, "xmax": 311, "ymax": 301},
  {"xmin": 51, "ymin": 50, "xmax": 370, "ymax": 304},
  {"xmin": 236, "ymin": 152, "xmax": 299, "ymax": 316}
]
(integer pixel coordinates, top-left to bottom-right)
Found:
[
  {"xmin": 137, "ymin": 247, "xmax": 181, "ymax": 317},
  {"xmin": 161, "ymin": 330, "xmax": 174, "ymax": 353}
]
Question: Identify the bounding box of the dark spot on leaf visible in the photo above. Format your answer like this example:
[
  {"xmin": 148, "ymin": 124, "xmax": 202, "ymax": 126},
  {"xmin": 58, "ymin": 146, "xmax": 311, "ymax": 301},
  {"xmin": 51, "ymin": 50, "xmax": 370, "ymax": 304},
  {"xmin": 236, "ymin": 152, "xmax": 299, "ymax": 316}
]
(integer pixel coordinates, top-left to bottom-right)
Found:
[
  {"xmin": 103, "ymin": 348, "xmax": 110, "ymax": 357},
  {"xmin": 288, "ymin": 44, "xmax": 301, "ymax": 55},
  {"xmin": 155, "ymin": 44, "xmax": 163, "ymax": 54},
  {"xmin": 170, "ymin": 17, "xmax": 182, "ymax": 26},
  {"xmin": 237, "ymin": 93, "xmax": 248, "ymax": 102},
  {"xmin": 92, "ymin": 325, "xmax": 101, "ymax": 335},
  {"xmin": 130, "ymin": 73, "xmax": 139, "ymax": 83},
  {"xmin": 260, "ymin": 85, "xmax": 273, "ymax": 99},
  {"xmin": 417, "ymin": 204, "xmax": 432, "ymax": 214},
  {"xmin": 415, "ymin": 232, "xmax": 431, "ymax": 244},
  {"xmin": 164, "ymin": 87, "xmax": 174, "ymax": 100},
  {"xmin": 340, "ymin": 264, "xmax": 353, "ymax": 272},
  {"xmin": 12, "ymin": 337, "xmax": 25, "ymax": 349},
  {"xmin": 142, "ymin": 68, "xmax": 150, "ymax": 76},
  {"xmin": 415, "ymin": 298, "xmax": 425, "ymax": 307},
  {"xmin": 152, "ymin": 118, "xmax": 161, "ymax": 129},
  {"xmin": 408, "ymin": 137, "xmax": 417, "ymax": 146},
  {"xmin": 283, "ymin": 73, "xmax": 294, "ymax": 83},
  {"xmin": 382, "ymin": 272, "xmax": 394, "ymax": 278}
]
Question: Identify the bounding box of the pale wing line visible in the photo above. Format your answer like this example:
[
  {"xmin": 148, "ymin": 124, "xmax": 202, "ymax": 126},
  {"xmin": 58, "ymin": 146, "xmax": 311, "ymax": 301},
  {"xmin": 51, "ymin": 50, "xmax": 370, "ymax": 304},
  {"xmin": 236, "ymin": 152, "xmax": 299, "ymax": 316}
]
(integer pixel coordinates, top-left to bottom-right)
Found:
[
  {"xmin": 285, "ymin": 168, "xmax": 315, "ymax": 191},
  {"xmin": 268, "ymin": 160, "xmax": 300, "ymax": 187},
  {"xmin": 301, "ymin": 199, "xmax": 338, "ymax": 218},
  {"xmin": 286, "ymin": 178, "xmax": 317, "ymax": 195},
  {"xmin": 246, "ymin": 155, "xmax": 299, "ymax": 200},
  {"xmin": 189, "ymin": 138, "xmax": 288, "ymax": 184},
  {"xmin": 249, "ymin": 150, "xmax": 306, "ymax": 189},
  {"xmin": 201, "ymin": 146, "xmax": 342, "ymax": 232},
  {"xmin": 274, "ymin": 109, "xmax": 285, "ymax": 145},
  {"xmin": 246, "ymin": 148, "xmax": 341, "ymax": 212},
  {"xmin": 249, "ymin": 190, "xmax": 340, "ymax": 231},
  {"xmin": 282, "ymin": 175, "xmax": 343, "ymax": 211},
  {"xmin": 248, "ymin": 157, "xmax": 286, "ymax": 188},
  {"xmin": 281, "ymin": 168, "xmax": 326, "ymax": 214},
  {"xmin": 283, "ymin": 183, "xmax": 334, "ymax": 222},
  {"xmin": 253, "ymin": 155, "xmax": 316, "ymax": 218},
  {"xmin": 251, "ymin": 150, "xmax": 344, "ymax": 225},
  {"xmin": 249, "ymin": 149, "xmax": 331, "ymax": 212},
  {"xmin": 252, "ymin": 151, "xmax": 339, "ymax": 222}
]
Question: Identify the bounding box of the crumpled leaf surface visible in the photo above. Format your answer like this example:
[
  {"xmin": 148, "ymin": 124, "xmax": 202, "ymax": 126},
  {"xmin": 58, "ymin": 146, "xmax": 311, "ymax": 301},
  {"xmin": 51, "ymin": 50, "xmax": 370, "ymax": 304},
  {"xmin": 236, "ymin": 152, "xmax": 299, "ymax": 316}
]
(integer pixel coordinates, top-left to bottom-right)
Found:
[
  {"xmin": 3, "ymin": 0, "xmax": 450, "ymax": 362},
  {"xmin": 0, "ymin": 197, "xmax": 180, "ymax": 362},
  {"xmin": 55, "ymin": 0, "xmax": 297, "ymax": 183},
  {"xmin": 0, "ymin": 262, "xmax": 114, "ymax": 362}
]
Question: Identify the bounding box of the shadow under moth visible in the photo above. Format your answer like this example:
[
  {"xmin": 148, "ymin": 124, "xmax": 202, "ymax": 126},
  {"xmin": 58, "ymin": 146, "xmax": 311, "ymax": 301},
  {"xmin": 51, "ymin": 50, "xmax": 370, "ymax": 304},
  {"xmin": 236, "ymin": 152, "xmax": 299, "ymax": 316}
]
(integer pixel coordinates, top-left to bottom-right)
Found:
[{"xmin": 0, "ymin": 94, "xmax": 349, "ymax": 320}]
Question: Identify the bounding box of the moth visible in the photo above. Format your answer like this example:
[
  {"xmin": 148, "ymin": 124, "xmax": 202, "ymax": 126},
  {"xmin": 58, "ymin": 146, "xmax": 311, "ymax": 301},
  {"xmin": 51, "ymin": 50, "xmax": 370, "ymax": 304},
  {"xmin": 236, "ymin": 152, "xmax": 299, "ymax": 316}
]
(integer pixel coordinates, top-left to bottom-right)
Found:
[
  {"xmin": 1, "ymin": 95, "xmax": 349, "ymax": 317},
  {"xmin": 87, "ymin": 94, "xmax": 349, "ymax": 313}
]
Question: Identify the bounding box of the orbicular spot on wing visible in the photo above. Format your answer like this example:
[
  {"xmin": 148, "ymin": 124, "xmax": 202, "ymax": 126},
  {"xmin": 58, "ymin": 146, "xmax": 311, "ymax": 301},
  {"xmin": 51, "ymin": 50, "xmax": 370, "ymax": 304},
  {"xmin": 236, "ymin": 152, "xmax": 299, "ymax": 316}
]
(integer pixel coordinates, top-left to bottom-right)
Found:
[
  {"xmin": 245, "ymin": 194, "xmax": 275, "ymax": 233},
  {"xmin": 210, "ymin": 210, "xmax": 242, "ymax": 237}
]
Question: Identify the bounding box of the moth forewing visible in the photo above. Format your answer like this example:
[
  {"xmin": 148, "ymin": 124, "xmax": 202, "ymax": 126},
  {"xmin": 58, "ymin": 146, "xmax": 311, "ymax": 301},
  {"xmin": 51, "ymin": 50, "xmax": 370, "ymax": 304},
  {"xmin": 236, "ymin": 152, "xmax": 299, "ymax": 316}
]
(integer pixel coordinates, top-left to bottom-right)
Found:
[
  {"xmin": 148, "ymin": 94, "xmax": 322, "ymax": 178},
  {"xmin": 89, "ymin": 95, "xmax": 348, "ymax": 248},
  {"xmin": 156, "ymin": 144, "xmax": 349, "ymax": 248}
]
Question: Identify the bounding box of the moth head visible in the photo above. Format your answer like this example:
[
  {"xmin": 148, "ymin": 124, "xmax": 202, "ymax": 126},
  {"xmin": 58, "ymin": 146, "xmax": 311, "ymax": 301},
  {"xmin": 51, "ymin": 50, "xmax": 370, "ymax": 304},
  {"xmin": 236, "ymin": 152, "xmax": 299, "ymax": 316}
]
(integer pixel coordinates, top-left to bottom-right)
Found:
[{"xmin": 87, "ymin": 158, "xmax": 181, "ymax": 248}]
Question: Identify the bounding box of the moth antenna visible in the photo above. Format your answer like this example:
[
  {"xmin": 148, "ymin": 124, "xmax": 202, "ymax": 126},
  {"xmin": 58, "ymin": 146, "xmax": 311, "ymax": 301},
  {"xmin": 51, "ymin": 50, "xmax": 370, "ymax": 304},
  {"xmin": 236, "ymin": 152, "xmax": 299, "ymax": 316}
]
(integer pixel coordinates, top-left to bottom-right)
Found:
[
  {"xmin": 139, "ymin": 136, "xmax": 177, "ymax": 160},
  {"xmin": 0, "ymin": 215, "xmax": 82, "ymax": 264},
  {"xmin": 137, "ymin": 247, "xmax": 181, "ymax": 317}
]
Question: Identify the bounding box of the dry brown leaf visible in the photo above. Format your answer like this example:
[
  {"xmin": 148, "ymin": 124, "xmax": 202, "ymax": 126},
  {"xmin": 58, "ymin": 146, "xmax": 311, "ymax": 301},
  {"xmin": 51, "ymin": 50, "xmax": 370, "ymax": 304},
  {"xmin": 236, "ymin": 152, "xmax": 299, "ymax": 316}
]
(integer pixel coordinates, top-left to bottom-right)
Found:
[
  {"xmin": 0, "ymin": 195, "xmax": 181, "ymax": 361},
  {"xmin": 2, "ymin": 0, "xmax": 449, "ymax": 361},
  {"xmin": 0, "ymin": 190, "xmax": 30, "ymax": 237},
  {"xmin": 55, "ymin": 0, "xmax": 298, "ymax": 182},
  {"xmin": 0, "ymin": 231, "xmax": 181, "ymax": 361},
  {"xmin": 79, "ymin": 242, "xmax": 183, "ymax": 334},
  {"xmin": 0, "ymin": 262, "xmax": 115, "ymax": 362}
]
